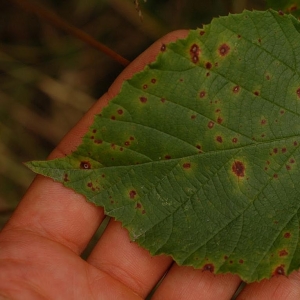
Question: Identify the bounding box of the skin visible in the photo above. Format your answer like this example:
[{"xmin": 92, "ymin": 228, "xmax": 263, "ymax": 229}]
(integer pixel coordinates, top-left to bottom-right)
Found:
[{"xmin": 1, "ymin": 30, "xmax": 300, "ymax": 300}]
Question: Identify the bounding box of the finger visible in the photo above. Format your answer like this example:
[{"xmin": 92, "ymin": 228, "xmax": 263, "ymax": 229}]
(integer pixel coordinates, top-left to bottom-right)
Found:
[
  {"xmin": 237, "ymin": 270, "xmax": 300, "ymax": 299},
  {"xmin": 3, "ymin": 29, "xmax": 189, "ymax": 256},
  {"xmin": 0, "ymin": 226, "xmax": 143, "ymax": 300},
  {"xmin": 87, "ymin": 220, "xmax": 173, "ymax": 299},
  {"xmin": 152, "ymin": 264, "xmax": 241, "ymax": 300}
]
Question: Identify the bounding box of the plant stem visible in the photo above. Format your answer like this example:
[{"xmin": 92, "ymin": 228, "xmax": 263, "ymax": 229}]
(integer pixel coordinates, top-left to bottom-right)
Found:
[{"xmin": 10, "ymin": 0, "xmax": 131, "ymax": 67}]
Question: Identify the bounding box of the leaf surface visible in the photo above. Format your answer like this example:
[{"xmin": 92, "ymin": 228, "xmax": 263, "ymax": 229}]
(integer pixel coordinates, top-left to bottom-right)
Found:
[{"xmin": 27, "ymin": 10, "xmax": 300, "ymax": 282}]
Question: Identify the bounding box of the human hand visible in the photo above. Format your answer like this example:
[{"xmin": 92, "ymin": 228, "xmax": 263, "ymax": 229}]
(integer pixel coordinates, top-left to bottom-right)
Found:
[{"xmin": 1, "ymin": 31, "xmax": 300, "ymax": 300}]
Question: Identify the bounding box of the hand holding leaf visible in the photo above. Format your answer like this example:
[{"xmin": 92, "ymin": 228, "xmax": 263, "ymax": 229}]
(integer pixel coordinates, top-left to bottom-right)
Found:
[{"xmin": 27, "ymin": 10, "xmax": 300, "ymax": 282}]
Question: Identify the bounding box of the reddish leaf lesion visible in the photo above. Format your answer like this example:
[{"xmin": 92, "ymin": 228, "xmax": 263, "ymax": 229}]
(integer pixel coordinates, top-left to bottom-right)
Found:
[{"xmin": 232, "ymin": 161, "xmax": 245, "ymax": 177}]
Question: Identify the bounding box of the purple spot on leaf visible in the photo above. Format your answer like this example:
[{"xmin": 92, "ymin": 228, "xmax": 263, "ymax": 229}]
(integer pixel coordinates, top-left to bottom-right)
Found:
[
  {"xmin": 203, "ymin": 264, "xmax": 214, "ymax": 273},
  {"xmin": 140, "ymin": 96, "xmax": 147, "ymax": 103},
  {"xmin": 208, "ymin": 121, "xmax": 214, "ymax": 129},
  {"xmin": 189, "ymin": 44, "xmax": 200, "ymax": 64},
  {"xmin": 129, "ymin": 190, "xmax": 137, "ymax": 199},
  {"xmin": 205, "ymin": 62, "xmax": 212, "ymax": 69},
  {"xmin": 273, "ymin": 265, "xmax": 285, "ymax": 276},
  {"xmin": 80, "ymin": 161, "xmax": 91, "ymax": 169},
  {"xmin": 199, "ymin": 91, "xmax": 206, "ymax": 98},
  {"xmin": 232, "ymin": 161, "xmax": 245, "ymax": 177},
  {"xmin": 233, "ymin": 86, "xmax": 240, "ymax": 93},
  {"xmin": 218, "ymin": 43, "xmax": 230, "ymax": 56},
  {"xmin": 63, "ymin": 174, "xmax": 69, "ymax": 182},
  {"xmin": 216, "ymin": 136, "xmax": 223, "ymax": 143},
  {"xmin": 183, "ymin": 163, "xmax": 191, "ymax": 169}
]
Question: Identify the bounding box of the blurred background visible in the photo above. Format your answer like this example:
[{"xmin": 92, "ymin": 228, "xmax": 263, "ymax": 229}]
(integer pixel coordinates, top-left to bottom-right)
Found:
[{"xmin": 0, "ymin": 0, "xmax": 268, "ymax": 230}]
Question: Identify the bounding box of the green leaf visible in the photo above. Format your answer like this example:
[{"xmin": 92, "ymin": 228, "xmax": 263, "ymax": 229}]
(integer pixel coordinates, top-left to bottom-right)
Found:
[
  {"xmin": 26, "ymin": 9, "xmax": 300, "ymax": 282},
  {"xmin": 267, "ymin": 0, "xmax": 300, "ymax": 18}
]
